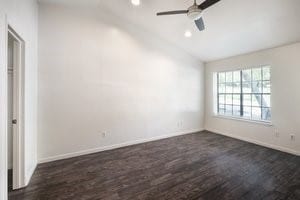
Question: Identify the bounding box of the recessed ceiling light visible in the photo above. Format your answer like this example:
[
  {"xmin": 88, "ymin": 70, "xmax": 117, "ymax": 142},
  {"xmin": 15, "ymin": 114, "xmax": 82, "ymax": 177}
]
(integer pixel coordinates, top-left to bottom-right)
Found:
[
  {"xmin": 184, "ymin": 30, "xmax": 192, "ymax": 38},
  {"xmin": 131, "ymin": 0, "xmax": 140, "ymax": 6}
]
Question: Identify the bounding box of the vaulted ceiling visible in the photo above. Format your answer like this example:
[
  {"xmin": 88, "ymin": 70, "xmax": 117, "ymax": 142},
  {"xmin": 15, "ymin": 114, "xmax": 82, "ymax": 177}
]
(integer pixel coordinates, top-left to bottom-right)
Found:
[{"xmin": 39, "ymin": 0, "xmax": 300, "ymax": 61}]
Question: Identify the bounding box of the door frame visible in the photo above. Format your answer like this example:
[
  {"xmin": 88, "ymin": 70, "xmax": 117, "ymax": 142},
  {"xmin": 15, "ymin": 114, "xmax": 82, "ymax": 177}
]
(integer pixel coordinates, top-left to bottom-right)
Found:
[
  {"xmin": 8, "ymin": 26, "xmax": 26, "ymax": 190},
  {"xmin": 0, "ymin": 12, "xmax": 8, "ymax": 200}
]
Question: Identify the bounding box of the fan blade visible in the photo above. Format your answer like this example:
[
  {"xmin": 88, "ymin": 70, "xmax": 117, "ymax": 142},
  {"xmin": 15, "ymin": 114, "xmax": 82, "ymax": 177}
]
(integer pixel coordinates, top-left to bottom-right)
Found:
[
  {"xmin": 157, "ymin": 10, "xmax": 188, "ymax": 16},
  {"xmin": 195, "ymin": 17, "xmax": 205, "ymax": 31},
  {"xmin": 198, "ymin": 0, "xmax": 220, "ymax": 10}
]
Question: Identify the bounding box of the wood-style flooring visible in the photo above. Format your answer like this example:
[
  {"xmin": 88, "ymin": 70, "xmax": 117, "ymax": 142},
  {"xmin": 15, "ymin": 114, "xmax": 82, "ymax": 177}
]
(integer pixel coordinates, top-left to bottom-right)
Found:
[
  {"xmin": 9, "ymin": 131, "xmax": 300, "ymax": 200},
  {"xmin": 8, "ymin": 169, "xmax": 13, "ymax": 192}
]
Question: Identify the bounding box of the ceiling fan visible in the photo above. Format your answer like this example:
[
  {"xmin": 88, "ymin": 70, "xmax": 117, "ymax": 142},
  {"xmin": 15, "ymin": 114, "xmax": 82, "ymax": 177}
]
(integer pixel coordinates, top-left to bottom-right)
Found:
[{"xmin": 156, "ymin": 0, "xmax": 220, "ymax": 31}]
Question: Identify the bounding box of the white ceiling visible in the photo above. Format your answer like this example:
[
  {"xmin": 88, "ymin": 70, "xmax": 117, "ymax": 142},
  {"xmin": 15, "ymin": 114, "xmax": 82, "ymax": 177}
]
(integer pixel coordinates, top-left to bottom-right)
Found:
[{"xmin": 39, "ymin": 0, "xmax": 300, "ymax": 61}]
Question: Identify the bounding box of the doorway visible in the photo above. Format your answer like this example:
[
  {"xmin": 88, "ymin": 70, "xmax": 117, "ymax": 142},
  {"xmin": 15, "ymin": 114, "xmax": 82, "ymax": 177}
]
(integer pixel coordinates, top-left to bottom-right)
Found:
[
  {"xmin": 7, "ymin": 32, "xmax": 14, "ymax": 192},
  {"xmin": 7, "ymin": 27, "xmax": 25, "ymax": 191}
]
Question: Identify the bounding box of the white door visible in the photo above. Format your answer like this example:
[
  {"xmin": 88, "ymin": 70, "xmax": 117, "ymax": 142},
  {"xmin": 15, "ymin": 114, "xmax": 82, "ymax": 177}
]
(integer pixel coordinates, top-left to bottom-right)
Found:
[
  {"xmin": 12, "ymin": 39, "xmax": 22, "ymax": 190},
  {"xmin": 7, "ymin": 34, "xmax": 13, "ymax": 182},
  {"xmin": 8, "ymin": 29, "xmax": 25, "ymax": 190},
  {"xmin": 6, "ymin": 27, "xmax": 26, "ymax": 191}
]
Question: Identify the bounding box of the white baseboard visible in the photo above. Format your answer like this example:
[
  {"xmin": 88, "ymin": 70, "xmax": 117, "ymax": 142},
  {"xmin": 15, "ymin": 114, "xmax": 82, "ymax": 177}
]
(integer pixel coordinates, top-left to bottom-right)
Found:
[
  {"xmin": 39, "ymin": 128, "xmax": 204, "ymax": 164},
  {"xmin": 206, "ymin": 128, "xmax": 300, "ymax": 156}
]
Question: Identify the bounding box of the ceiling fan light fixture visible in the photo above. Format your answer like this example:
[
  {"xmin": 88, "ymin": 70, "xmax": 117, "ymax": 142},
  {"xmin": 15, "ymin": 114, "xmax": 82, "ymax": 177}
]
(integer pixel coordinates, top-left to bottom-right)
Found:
[
  {"xmin": 187, "ymin": 11, "xmax": 202, "ymax": 20},
  {"xmin": 187, "ymin": 5, "xmax": 202, "ymax": 20},
  {"xmin": 156, "ymin": 0, "xmax": 221, "ymax": 32}
]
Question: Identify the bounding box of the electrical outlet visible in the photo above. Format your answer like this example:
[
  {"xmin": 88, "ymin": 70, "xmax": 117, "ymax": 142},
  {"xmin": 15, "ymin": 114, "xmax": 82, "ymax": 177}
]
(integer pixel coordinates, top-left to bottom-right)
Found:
[
  {"xmin": 101, "ymin": 132, "xmax": 107, "ymax": 138},
  {"xmin": 177, "ymin": 121, "xmax": 183, "ymax": 128},
  {"xmin": 274, "ymin": 129, "xmax": 279, "ymax": 137},
  {"xmin": 290, "ymin": 134, "xmax": 295, "ymax": 141}
]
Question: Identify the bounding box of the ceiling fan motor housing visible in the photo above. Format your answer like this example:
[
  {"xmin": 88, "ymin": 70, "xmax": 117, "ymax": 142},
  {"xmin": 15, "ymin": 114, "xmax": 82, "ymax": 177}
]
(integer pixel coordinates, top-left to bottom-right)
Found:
[{"xmin": 187, "ymin": 5, "xmax": 202, "ymax": 20}]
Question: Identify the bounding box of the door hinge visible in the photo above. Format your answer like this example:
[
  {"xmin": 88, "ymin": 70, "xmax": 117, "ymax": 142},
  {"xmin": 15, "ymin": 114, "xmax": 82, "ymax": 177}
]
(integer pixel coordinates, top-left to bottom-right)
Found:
[{"xmin": 12, "ymin": 119, "xmax": 17, "ymax": 124}]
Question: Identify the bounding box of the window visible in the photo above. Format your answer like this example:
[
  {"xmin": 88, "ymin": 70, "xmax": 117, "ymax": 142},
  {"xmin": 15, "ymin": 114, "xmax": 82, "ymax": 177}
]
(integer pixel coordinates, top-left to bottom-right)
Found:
[{"xmin": 217, "ymin": 66, "xmax": 271, "ymax": 122}]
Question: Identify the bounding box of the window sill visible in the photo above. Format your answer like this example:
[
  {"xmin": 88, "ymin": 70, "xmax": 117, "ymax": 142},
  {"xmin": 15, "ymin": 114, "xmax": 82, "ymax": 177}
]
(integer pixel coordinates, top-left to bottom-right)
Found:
[{"xmin": 213, "ymin": 115, "xmax": 274, "ymax": 127}]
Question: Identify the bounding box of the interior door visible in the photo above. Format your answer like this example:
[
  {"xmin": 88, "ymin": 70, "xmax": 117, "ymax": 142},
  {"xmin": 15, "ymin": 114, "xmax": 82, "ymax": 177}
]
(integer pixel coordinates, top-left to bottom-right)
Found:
[
  {"xmin": 12, "ymin": 39, "xmax": 20, "ymax": 190},
  {"xmin": 8, "ymin": 28, "xmax": 25, "ymax": 191}
]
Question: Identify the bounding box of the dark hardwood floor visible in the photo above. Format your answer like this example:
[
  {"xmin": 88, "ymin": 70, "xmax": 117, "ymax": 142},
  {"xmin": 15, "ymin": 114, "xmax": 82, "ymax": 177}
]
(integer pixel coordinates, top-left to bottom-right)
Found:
[
  {"xmin": 8, "ymin": 169, "xmax": 13, "ymax": 192},
  {"xmin": 9, "ymin": 131, "xmax": 300, "ymax": 200}
]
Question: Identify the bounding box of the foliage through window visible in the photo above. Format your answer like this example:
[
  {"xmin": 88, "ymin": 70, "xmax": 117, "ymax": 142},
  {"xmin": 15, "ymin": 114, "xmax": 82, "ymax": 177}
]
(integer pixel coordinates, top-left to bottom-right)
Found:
[{"xmin": 217, "ymin": 66, "xmax": 271, "ymax": 122}]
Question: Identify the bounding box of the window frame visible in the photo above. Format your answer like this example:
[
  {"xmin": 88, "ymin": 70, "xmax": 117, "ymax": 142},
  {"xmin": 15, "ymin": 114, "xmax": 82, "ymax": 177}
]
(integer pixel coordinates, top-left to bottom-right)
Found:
[{"xmin": 216, "ymin": 66, "xmax": 271, "ymax": 123}]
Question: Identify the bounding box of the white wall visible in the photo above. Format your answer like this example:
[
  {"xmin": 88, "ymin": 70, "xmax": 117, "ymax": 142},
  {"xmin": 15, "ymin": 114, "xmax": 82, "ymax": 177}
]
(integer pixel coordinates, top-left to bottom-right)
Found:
[
  {"xmin": 38, "ymin": 3, "xmax": 205, "ymax": 162},
  {"xmin": 205, "ymin": 42, "xmax": 300, "ymax": 155},
  {"xmin": 0, "ymin": 0, "xmax": 38, "ymax": 198},
  {"xmin": 0, "ymin": 9, "xmax": 7, "ymax": 200}
]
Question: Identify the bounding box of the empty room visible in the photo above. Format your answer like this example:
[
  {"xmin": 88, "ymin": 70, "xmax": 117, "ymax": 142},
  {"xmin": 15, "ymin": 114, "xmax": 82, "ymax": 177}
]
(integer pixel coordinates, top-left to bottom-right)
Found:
[{"xmin": 0, "ymin": 0, "xmax": 299, "ymax": 200}]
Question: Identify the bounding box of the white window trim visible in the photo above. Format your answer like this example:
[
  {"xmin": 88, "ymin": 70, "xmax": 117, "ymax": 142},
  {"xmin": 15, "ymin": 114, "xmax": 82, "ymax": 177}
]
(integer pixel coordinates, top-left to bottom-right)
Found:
[
  {"xmin": 214, "ymin": 65, "xmax": 272, "ymax": 123},
  {"xmin": 213, "ymin": 114, "xmax": 273, "ymax": 127}
]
